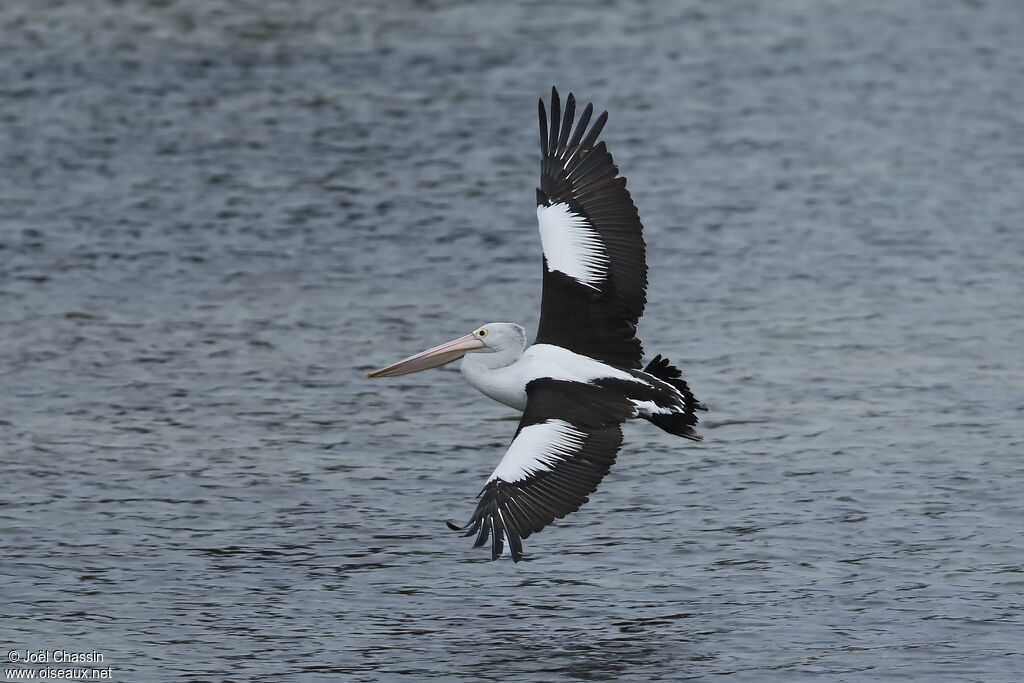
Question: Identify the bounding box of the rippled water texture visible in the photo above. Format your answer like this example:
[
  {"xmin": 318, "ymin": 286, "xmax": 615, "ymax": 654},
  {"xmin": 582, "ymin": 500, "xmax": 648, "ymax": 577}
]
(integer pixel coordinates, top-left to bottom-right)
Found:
[{"xmin": 2, "ymin": 1, "xmax": 1023, "ymax": 680}]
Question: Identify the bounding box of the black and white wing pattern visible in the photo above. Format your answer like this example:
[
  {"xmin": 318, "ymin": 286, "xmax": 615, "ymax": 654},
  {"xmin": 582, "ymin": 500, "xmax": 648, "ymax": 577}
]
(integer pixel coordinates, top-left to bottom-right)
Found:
[
  {"xmin": 535, "ymin": 87, "xmax": 648, "ymax": 370},
  {"xmin": 447, "ymin": 378, "xmax": 634, "ymax": 562}
]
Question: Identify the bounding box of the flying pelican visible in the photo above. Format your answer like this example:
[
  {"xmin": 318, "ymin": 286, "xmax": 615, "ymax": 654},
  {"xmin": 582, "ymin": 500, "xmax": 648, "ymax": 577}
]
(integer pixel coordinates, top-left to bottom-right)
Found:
[{"xmin": 368, "ymin": 88, "xmax": 706, "ymax": 562}]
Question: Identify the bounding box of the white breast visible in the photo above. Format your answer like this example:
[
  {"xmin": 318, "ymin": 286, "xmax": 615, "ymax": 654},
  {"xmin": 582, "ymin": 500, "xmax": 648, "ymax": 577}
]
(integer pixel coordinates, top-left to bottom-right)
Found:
[{"xmin": 460, "ymin": 358, "xmax": 529, "ymax": 411}]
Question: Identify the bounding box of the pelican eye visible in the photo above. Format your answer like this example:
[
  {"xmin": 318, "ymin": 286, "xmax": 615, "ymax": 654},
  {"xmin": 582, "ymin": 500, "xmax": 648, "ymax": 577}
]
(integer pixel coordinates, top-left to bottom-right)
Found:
[{"xmin": 476, "ymin": 329, "xmax": 488, "ymax": 338}]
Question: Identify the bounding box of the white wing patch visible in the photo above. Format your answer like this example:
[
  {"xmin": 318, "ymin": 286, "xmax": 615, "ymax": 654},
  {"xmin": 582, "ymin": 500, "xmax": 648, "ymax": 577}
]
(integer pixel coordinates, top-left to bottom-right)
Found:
[
  {"xmin": 536, "ymin": 203, "xmax": 609, "ymax": 288},
  {"xmin": 629, "ymin": 399, "xmax": 679, "ymax": 418},
  {"xmin": 488, "ymin": 419, "xmax": 586, "ymax": 484}
]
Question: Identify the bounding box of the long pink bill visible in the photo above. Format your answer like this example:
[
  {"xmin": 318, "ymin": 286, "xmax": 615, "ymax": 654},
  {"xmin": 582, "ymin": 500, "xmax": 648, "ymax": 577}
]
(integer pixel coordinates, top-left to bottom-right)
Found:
[{"xmin": 367, "ymin": 333, "xmax": 486, "ymax": 378}]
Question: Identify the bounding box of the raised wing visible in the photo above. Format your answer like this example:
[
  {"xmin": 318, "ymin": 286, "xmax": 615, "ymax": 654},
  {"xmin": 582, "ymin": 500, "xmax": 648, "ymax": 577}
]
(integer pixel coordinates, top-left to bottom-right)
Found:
[
  {"xmin": 535, "ymin": 87, "xmax": 648, "ymax": 369},
  {"xmin": 447, "ymin": 379, "xmax": 633, "ymax": 561}
]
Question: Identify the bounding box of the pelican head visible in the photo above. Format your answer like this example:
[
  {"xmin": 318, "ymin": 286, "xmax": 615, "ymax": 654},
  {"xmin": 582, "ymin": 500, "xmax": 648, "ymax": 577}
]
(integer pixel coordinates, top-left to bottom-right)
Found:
[{"xmin": 367, "ymin": 322, "xmax": 526, "ymax": 378}]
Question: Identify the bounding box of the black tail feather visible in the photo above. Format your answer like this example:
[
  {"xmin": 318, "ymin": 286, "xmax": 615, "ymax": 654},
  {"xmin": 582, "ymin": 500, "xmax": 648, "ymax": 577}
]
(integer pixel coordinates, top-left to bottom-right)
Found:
[{"xmin": 643, "ymin": 354, "xmax": 706, "ymax": 441}]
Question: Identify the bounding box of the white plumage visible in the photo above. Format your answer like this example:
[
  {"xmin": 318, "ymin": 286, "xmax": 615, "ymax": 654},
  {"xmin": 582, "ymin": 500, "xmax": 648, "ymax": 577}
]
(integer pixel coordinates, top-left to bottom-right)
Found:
[
  {"xmin": 536, "ymin": 203, "xmax": 609, "ymax": 288},
  {"xmin": 488, "ymin": 419, "xmax": 587, "ymax": 483},
  {"xmin": 461, "ymin": 341, "xmax": 640, "ymax": 412}
]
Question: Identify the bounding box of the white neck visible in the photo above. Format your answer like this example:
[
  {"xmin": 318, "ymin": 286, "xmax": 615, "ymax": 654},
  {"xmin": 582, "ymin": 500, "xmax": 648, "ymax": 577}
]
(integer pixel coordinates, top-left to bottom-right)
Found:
[{"xmin": 460, "ymin": 346, "xmax": 528, "ymax": 411}]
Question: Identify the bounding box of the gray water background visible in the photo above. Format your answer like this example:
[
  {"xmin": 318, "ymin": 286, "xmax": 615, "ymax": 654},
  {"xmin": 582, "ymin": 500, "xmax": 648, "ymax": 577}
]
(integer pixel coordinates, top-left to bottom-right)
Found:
[{"xmin": 2, "ymin": 1, "xmax": 1023, "ymax": 680}]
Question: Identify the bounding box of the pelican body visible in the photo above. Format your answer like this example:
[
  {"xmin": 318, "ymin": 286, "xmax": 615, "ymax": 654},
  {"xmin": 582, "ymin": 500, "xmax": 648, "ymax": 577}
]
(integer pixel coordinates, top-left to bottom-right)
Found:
[{"xmin": 369, "ymin": 89, "xmax": 706, "ymax": 562}]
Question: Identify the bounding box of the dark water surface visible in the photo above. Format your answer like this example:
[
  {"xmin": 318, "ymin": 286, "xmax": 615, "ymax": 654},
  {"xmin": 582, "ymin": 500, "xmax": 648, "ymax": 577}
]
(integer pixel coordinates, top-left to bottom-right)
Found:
[{"xmin": 2, "ymin": 1, "xmax": 1023, "ymax": 680}]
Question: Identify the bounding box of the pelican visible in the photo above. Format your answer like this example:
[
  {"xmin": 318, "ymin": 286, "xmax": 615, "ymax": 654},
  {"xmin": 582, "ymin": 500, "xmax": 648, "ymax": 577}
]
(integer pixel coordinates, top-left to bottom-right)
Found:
[{"xmin": 368, "ymin": 88, "xmax": 706, "ymax": 562}]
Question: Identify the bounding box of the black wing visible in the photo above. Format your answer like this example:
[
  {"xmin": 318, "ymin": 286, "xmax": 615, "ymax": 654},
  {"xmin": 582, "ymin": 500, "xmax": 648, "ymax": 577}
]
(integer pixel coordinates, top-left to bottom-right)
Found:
[
  {"xmin": 534, "ymin": 87, "xmax": 648, "ymax": 369},
  {"xmin": 447, "ymin": 379, "xmax": 634, "ymax": 562}
]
